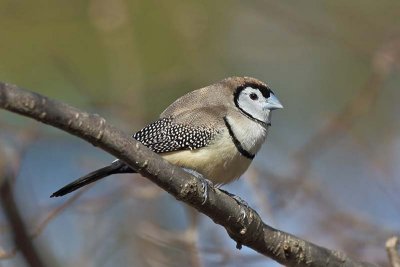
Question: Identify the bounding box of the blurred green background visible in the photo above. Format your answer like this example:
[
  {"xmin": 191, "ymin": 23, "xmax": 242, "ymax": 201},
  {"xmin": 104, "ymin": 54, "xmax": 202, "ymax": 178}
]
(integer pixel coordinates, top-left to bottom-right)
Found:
[{"xmin": 0, "ymin": 1, "xmax": 400, "ymax": 267}]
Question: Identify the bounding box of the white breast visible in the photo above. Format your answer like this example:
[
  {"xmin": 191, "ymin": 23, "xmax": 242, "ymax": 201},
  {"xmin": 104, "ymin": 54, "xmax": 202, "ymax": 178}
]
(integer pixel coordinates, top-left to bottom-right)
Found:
[{"xmin": 224, "ymin": 115, "xmax": 268, "ymax": 155}]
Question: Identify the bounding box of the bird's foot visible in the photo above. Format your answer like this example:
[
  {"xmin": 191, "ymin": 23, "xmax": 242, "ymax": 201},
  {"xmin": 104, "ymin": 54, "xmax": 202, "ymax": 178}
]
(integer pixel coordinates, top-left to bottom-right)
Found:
[
  {"xmin": 219, "ymin": 189, "xmax": 249, "ymax": 221},
  {"xmin": 219, "ymin": 189, "xmax": 249, "ymax": 207},
  {"xmin": 220, "ymin": 189, "xmax": 250, "ymax": 249},
  {"xmin": 183, "ymin": 168, "xmax": 213, "ymax": 205}
]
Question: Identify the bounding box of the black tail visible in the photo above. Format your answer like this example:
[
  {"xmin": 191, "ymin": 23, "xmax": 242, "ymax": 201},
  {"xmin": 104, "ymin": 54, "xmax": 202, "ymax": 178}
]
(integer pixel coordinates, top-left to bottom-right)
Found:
[{"xmin": 50, "ymin": 160, "xmax": 135, "ymax": 198}]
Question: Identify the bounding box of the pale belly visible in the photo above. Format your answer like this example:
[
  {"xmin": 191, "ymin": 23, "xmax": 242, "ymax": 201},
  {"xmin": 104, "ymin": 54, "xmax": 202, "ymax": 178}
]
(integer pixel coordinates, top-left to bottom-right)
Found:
[{"xmin": 161, "ymin": 132, "xmax": 252, "ymax": 185}]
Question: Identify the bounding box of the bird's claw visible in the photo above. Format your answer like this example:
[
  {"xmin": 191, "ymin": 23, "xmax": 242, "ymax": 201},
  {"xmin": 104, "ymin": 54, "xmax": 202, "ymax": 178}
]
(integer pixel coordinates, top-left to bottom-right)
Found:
[
  {"xmin": 231, "ymin": 195, "xmax": 249, "ymax": 209},
  {"xmin": 220, "ymin": 189, "xmax": 249, "ymax": 221},
  {"xmin": 183, "ymin": 168, "xmax": 213, "ymax": 205},
  {"xmin": 200, "ymin": 178, "xmax": 213, "ymax": 205}
]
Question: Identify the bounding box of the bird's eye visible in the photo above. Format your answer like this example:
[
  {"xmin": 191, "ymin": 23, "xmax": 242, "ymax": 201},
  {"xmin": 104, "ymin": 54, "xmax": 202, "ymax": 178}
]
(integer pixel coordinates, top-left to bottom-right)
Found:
[{"xmin": 249, "ymin": 93, "xmax": 258, "ymax": 100}]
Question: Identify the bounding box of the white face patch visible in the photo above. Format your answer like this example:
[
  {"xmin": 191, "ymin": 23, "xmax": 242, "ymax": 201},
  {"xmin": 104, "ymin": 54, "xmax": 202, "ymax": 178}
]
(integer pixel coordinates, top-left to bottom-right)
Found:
[{"xmin": 236, "ymin": 87, "xmax": 271, "ymax": 123}]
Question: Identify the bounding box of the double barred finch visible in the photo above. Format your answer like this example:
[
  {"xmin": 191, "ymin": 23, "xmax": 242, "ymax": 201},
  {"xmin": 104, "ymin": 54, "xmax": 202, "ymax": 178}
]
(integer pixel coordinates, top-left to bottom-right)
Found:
[{"xmin": 51, "ymin": 77, "xmax": 283, "ymax": 197}]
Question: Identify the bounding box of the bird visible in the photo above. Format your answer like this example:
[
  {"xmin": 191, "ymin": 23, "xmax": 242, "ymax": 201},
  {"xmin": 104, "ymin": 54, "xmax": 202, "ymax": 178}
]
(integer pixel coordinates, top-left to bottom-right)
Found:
[{"xmin": 50, "ymin": 76, "xmax": 283, "ymax": 198}]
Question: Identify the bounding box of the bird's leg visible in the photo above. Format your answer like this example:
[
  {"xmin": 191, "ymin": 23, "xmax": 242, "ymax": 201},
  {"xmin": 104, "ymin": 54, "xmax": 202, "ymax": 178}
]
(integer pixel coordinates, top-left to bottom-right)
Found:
[{"xmin": 183, "ymin": 168, "xmax": 213, "ymax": 205}]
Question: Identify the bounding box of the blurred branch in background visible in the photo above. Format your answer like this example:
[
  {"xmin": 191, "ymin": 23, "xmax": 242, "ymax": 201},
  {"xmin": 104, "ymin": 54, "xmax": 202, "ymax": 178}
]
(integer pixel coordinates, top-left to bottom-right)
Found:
[
  {"xmin": 0, "ymin": 123, "xmax": 92, "ymax": 263},
  {"xmin": 0, "ymin": 177, "xmax": 46, "ymax": 267},
  {"xmin": 295, "ymin": 37, "xmax": 400, "ymax": 162},
  {"xmin": 299, "ymin": 36, "xmax": 398, "ymax": 213},
  {"xmin": 0, "ymin": 82, "xmax": 382, "ymax": 267},
  {"xmin": 291, "ymin": 37, "xmax": 400, "ymax": 254},
  {"xmin": 0, "ymin": 133, "xmax": 46, "ymax": 267}
]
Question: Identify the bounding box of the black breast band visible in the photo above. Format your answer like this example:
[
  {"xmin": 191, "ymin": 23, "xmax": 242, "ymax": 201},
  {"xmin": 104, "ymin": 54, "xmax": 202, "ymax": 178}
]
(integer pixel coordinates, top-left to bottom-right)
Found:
[{"xmin": 223, "ymin": 117, "xmax": 255, "ymax": 160}]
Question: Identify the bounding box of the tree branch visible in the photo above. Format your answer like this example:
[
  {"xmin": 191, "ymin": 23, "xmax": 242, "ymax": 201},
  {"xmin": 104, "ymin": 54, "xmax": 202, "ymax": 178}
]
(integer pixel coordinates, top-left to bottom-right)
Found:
[{"xmin": 0, "ymin": 82, "xmax": 379, "ymax": 267}]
